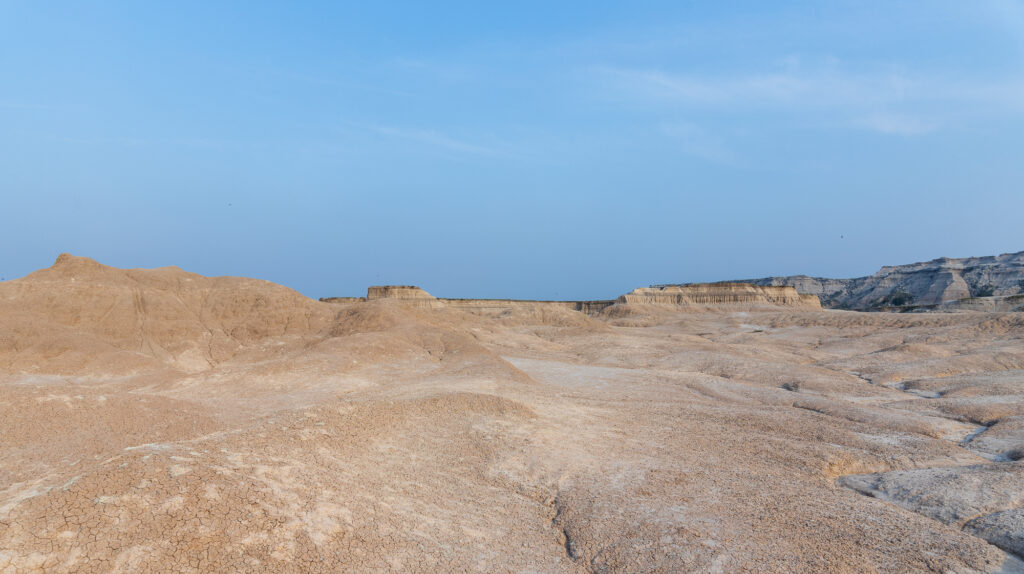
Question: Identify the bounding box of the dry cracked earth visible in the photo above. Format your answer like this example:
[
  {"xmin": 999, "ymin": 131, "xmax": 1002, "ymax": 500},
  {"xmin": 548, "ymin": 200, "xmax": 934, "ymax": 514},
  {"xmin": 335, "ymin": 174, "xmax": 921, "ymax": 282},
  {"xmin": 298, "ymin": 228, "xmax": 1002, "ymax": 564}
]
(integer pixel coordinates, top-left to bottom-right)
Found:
[{"xmin": 1, "ymin": 255, "xmax": 1023, "ymax": 573}]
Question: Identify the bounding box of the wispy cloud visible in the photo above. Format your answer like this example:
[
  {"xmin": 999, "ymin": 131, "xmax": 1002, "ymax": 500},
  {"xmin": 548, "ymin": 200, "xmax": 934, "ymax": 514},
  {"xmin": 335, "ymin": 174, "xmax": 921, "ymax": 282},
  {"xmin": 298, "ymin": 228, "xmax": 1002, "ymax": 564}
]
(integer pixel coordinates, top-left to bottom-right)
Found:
[
  {"xmin": 595, "ymin": 64, "xmax": 911, "ymax": 106},
  {"xmin": 660, "ymin": 122, "xmax": 737, "ymax": 164},
  {"xmin": 372, "ymin": 126, "xmax": 506, "ymax": 157},
  {"xmin": 0, "ymin": 100, "xmax": 62, "ymax": 111},
  {"xmin": 592, "ymin": 61, "xmax": 1024, "ymax": 135},
  {"xmin": 264, "ymin": 69, "xmax": 417, "ymax": 99},
  {"xmin": 853, "ymin": 114, "xmax": 939, "ymax": 136},
  {"xmin": 983, "ymin": 0, "xmax": 1024, "ymax": 56}
]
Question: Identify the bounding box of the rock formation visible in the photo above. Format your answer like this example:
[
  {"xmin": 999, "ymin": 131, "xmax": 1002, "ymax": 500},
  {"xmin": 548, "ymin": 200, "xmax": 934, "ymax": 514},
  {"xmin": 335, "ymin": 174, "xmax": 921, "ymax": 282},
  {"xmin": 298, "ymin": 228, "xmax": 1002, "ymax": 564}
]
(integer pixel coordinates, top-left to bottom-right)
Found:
[
  {"xmin": 741, "ymin": 250, "xmax": 1024, "ymax": 310},
  {"xmin": 366, "ymin": 285, "xmax": 436, "ymax": 301},
  {"xmin": 360, "ymin": 285, "xmax": 442, "ymax": 309},
  {"xmin": 323, "ymin": 284, "xmax": 819, "ymax": 314},
  {"xmin": 330, "ymin": 286, "xmax": 610, "ymax": 313},
  {"xmin": 620, "ymin": 283, "xmax": 821, "ymax": 308}
]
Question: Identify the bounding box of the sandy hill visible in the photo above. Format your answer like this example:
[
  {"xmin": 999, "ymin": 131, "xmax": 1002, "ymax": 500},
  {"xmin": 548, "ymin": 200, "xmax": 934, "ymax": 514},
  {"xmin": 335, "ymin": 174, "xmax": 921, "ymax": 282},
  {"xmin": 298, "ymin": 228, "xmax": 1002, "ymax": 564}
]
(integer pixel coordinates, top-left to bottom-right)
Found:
[{"xmin": 0, "ymin": 254, "xmax": 334, "ymax": 375}]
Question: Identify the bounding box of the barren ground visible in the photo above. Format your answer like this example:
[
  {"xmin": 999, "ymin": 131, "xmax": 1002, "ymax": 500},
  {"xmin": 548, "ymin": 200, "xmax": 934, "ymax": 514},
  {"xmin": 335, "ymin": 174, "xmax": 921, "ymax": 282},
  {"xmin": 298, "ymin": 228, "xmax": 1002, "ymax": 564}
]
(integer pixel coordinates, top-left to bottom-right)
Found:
[{"xmin": 1, "ymin": 256, "xmax": 1023, "ymax": 573}]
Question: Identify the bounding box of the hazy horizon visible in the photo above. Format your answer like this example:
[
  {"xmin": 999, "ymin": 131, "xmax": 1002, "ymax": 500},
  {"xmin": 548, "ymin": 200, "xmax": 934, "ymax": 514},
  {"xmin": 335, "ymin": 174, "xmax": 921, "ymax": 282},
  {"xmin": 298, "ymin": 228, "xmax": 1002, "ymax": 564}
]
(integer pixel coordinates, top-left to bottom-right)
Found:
[
  {"xmin": 3, "ymin": 1, "xmax": 1023, "ymax": 299},
  {"xmin": 6, "ymin": 247, "xmax": 1024, "ymax": 303}
]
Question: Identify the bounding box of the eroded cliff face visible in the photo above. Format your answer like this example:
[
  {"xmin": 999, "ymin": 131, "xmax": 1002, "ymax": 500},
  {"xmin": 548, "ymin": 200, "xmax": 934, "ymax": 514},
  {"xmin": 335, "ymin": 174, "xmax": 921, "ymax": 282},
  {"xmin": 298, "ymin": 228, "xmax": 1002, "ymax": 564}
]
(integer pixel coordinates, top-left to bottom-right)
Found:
[
  {"xmin": 745, "ymin": 251, "xmax": 1024, "ymax": 310},
  {"xmin": 366, "ymin": 285, "xmax": 436, "ymax": 300},
  {"xmin": 361, "ymin": 286, "xmax": 444, "ymax": 309},
  {"xmin": 325, "ymin": 283, "xmax": 818, "ymax": 315},
  {"xmin": 342, "ymin": 286, "xmax": 617, "ymax": 316},
  {"xmin": 620, "ymin": 284, "xmax": 821, "ymax": 308}
]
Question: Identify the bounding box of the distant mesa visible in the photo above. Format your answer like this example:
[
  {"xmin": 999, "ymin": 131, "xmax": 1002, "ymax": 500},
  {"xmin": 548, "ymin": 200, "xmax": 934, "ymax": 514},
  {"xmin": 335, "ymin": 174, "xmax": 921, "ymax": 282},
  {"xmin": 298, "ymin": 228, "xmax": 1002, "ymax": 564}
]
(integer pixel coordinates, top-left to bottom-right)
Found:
[
  {"xmin": 322, "ymin": 282, "xmax": 822, "ymax": 312},
  {"xmin": 620, "ymin": 283, "xmax": 821, "ymax": 308},
  {"xmin": 320, "ymin": 250, "xmax": 1024, "ymax": 314},
  {"xmin": 323, "ymin": 285, "xmax": 616, "ymax": 313},
  {"xmin": 322, "ymin": 285, "xmax": 435, "ymax": 303},
  {"xmin": 367, "ymin": 285, "xmax": 435, "ymax": 301},
  {"xmin": 323, "ymin": 285, "xmax": 442, "ymax": 309}
]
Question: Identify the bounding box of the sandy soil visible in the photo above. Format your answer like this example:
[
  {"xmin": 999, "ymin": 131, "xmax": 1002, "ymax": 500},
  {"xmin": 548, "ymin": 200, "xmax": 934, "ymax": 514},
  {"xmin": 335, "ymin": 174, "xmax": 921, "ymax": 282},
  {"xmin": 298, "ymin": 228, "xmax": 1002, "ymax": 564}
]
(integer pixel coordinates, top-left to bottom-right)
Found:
[{"xmin": 1, "ymin": 256, "xmax": 1023, "ymax": 573}]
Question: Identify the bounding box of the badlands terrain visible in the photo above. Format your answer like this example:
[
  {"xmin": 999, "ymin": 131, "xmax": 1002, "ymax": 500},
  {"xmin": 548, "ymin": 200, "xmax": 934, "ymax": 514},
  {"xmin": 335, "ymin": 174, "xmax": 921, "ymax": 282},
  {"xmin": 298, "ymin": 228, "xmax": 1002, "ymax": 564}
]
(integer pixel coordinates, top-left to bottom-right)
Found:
[
  {"xmin": 1, "ymin": 254, "xmax": 1023, "ymax": 573},
  {"xmin": 743, "ymin": 250, "xmax": 1024, "ymax": 311}
]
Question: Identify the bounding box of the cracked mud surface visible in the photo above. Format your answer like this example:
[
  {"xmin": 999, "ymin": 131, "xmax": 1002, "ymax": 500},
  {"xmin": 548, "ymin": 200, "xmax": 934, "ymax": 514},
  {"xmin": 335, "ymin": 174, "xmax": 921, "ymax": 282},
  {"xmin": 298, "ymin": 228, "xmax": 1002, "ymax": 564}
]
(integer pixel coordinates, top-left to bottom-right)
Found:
[{"xmin": 1, "ymin": 255, "xmax": 1024, "ymax": 572}]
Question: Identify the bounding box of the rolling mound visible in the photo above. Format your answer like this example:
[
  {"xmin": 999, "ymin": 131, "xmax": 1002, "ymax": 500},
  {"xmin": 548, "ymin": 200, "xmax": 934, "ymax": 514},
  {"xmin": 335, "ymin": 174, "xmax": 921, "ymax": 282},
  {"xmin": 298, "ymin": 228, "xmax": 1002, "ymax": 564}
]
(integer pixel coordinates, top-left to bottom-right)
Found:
[{"xmin": 0, "ymin": 254, "xmax": 332, "ymax": 375}]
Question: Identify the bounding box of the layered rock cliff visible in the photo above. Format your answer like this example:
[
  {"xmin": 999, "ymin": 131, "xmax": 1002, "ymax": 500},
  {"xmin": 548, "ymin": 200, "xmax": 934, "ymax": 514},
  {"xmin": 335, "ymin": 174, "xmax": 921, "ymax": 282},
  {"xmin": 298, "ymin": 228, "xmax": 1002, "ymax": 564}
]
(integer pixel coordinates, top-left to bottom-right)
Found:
[
  {"xmin": 324, "ymin": 286, "xmax": 617, "ymax": 315},
  {"xmin": 366, "ymin": 285, "xmax": 436, "ymax": 301},
  {"xmin": 621, "ymin": 284, "xmax": 821, "ymax": 308},
  {"xmin": 323, "ymin": 283, "xmax": 818, "ymax": 314},
  {"xmin": 744, "ymin": 251, "xmax": 1024, "ymax": 310}
]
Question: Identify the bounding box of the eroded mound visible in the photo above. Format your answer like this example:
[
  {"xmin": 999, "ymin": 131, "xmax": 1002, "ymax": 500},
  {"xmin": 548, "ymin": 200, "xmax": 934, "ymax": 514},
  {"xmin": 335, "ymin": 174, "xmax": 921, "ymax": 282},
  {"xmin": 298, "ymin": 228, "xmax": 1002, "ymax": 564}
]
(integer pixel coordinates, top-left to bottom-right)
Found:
[{"xmin": 0, "ymin": 254, "xmax": 332, "ymax": 374}]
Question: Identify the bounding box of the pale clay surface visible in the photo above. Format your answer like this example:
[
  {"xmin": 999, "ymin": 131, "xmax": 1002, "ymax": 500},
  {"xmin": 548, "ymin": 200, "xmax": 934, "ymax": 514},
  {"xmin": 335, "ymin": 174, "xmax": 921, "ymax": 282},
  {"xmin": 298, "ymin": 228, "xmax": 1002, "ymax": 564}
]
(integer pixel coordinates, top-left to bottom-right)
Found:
[{"xmin": 0, "ymin": 254, "xmax": 1023, "ymax": 573}]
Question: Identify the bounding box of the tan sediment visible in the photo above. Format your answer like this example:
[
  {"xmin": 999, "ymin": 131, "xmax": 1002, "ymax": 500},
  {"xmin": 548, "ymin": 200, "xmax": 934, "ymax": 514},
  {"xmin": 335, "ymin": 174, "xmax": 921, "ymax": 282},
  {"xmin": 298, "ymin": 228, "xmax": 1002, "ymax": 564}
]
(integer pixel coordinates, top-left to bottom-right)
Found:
[{"xmin": 0, "ymin": 255, "xmax": 1021, "ymax": 573}]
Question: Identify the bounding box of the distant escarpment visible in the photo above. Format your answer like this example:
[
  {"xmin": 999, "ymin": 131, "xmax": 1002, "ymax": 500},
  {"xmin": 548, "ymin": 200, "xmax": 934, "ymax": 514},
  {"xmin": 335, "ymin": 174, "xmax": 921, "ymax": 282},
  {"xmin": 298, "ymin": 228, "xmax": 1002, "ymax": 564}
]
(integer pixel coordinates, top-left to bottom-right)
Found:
[
  {"xmin": 323, "ymin": 286, "xmax": 617, "ymax": 315},
  {"xmin": 741, "ymin": 251, "xmax": 1024, "ymax": 311},
  {"xmin": 323, "ymin": 283, "xmax": 820, "ymax": 314},
  {"xmin": 365, "ymin": 285, "xmax": 443, "ymax": 308},
  {"xmin": 366, "ymin": 285, "xmax": 436, "ymax": 301},
  {"xmin": 621, "ymin": 284, "xmax": 821, "ymax": 308}
]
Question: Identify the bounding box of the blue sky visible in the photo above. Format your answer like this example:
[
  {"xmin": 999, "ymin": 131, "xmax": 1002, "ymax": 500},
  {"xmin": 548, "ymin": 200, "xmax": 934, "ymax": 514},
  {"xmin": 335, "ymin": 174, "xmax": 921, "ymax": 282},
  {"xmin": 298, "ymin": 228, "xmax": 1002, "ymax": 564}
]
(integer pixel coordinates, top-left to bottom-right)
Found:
[{"xmin": 2, "ymin": 1, "xmax": 1023, "ymax": 299}]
